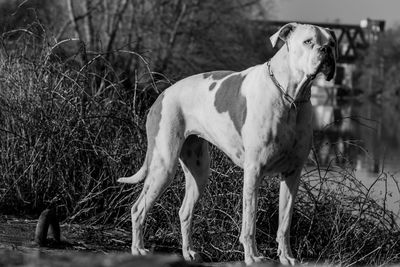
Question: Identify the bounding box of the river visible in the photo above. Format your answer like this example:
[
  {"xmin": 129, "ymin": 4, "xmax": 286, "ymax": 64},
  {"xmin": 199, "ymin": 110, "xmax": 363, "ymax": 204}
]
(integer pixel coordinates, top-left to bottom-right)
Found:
[{"xmin": 311, "ymin": 94, "xmax": 400, "ymax": 219}]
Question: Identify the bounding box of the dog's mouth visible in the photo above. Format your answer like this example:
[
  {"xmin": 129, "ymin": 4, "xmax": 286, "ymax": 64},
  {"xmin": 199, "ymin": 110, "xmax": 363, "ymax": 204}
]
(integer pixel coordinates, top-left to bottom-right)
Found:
[
  {"xmin": 308, "ymin": 48, "xmax": 336, "ymax": 82},
  {"xmin": 320, "ymin": 54, "xmax": 336, "ymax": 81}
]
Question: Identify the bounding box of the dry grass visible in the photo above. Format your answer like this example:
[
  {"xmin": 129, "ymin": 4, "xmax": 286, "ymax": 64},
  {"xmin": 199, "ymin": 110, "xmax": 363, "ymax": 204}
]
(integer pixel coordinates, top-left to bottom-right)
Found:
[{"xmin": 0, "ymin": 27, "xmax": 399, "ymax": 265}]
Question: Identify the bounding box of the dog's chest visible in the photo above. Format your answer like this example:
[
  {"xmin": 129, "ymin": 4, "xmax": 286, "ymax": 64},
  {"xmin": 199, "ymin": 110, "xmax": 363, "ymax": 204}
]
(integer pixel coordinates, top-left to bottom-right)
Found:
[
  {"xmin": 258, "ymin": 110, "xmax": 311, "ymax": 173},
  {"xmin": 272, "ymin": 122, "xmax": 298, "ymax": 153}
]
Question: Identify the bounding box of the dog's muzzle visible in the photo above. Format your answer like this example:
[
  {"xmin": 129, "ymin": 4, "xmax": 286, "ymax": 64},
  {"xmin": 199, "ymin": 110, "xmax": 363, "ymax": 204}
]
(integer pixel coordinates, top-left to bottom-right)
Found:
[{"xmin": 318, "ymin": 46, "xmax": 336, "ymax": 81}]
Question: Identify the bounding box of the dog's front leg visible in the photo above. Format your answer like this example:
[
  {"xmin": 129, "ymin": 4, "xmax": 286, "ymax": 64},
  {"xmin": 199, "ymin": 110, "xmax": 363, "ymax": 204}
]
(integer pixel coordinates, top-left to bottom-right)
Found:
[
  {"xmin": 277, "ymin": 168, "xmax": 301, "ymax": 266},
  {"xmin": 240, "ymin": 163, "xmax": 265, "ymax": 265}
]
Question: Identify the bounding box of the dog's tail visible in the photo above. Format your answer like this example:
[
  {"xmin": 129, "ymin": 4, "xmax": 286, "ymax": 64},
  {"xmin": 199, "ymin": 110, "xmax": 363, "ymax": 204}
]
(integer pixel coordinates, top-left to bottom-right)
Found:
[{"xmin": 117, "ymin": 164, "xmax": 147, "ymax": 184}]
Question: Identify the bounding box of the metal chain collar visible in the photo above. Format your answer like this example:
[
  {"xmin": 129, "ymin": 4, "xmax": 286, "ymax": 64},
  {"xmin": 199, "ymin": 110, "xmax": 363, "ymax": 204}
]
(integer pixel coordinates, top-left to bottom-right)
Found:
[{"xmin": 266, "ymin": 60, "xmax": 310, "ymax": 109}]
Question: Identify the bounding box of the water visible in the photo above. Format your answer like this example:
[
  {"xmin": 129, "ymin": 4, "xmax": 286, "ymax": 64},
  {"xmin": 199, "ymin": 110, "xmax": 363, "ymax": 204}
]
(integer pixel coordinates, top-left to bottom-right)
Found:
[{"xmin": 311, "ymin": 95, "xmax": 400, "ymax": 219}]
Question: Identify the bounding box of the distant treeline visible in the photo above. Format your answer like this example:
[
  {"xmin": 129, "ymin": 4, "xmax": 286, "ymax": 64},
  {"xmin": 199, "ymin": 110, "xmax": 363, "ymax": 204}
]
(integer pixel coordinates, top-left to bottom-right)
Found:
[
  {"xmin": 0, "ymin": 0, "xmax": 274, "ymax": 86},
  {"xmin": 355, "ymin": 26, "xmax": 400, "ymax": 101}
]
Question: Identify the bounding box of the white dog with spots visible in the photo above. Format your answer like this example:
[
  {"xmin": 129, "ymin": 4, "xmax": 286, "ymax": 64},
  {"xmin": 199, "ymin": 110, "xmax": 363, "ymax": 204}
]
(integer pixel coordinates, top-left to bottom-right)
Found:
[{"xmin": 118, "ymin": 23, "xmax": 338, "ymax": 265}]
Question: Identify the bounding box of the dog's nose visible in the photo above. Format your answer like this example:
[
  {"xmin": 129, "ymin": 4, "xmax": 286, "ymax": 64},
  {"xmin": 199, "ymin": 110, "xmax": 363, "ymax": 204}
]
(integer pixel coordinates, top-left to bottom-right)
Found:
[{"xmin": 319, "ymin": 46, "xmax": 329, "ymax": 54}]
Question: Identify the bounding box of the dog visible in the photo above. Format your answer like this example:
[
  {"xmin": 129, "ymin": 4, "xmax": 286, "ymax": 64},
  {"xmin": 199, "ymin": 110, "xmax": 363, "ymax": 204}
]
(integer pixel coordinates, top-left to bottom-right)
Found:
[{"xmin": 118, "ymin": 23, "xmax": 338, "ymax": 265}]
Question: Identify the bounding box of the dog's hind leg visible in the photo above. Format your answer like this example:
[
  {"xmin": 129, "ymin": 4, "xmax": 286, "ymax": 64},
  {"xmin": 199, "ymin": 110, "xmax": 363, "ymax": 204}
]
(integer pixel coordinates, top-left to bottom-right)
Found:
[
  {"xmin": 129, "ymin": 137, "xmax": 183, "ymax": 255},
  {"xmin": 128, "ymin": 93, "xmax": 185, "ymax": 256},
  {"xmin": 178, "ymin": 135, "xmax": 210, "ymax": 262}
]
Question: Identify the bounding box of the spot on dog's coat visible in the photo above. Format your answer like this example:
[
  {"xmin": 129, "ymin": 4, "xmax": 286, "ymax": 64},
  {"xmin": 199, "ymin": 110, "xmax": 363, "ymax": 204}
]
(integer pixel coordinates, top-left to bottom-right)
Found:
[
  {"xmin": 209, "ymin": 82, "xmax": 217, "ymax": 91},
  {"xmin": 146, "ymin": 93, "xmax": 164, "ymax": 166},
  {"xmin": 203, "ymin": 71, "xmax": 234, "ymax": 80},
  {"xmin": 214, "ymin": 74, "xmax": 247, "ymax": 135},
  {"xmin": 194, "ymin": 144, "xmax": 203, "ymax": 158},
  {"xmin": 283, "ymin": 169, "xmax": 296, "ymax": 177}
]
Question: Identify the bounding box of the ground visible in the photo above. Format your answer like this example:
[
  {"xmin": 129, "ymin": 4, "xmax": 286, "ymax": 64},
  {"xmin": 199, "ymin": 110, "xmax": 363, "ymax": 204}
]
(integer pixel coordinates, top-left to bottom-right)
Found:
[{"xmin": 0, "ymin": 215, "xmax": 256, "ymax": 267}]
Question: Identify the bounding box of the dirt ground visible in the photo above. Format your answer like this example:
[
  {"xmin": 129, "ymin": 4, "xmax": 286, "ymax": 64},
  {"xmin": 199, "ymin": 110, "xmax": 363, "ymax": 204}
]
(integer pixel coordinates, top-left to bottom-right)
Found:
[
  {"xmin": 0, "ymin": 214, "xmax": 132, "ymax": 252},
  {"xmin": 0, "ymin": 215, "xmax": 250, "ymax": 267}
]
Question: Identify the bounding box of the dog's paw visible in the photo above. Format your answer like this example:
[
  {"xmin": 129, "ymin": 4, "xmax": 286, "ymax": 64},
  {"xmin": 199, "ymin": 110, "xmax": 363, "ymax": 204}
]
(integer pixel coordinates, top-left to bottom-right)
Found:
[
  {"xmin": 183, "ymin": 249, "xmax": 202, "ymax": 262},
  {"xmin": 244, "ymin": 254, "xmax": 266, "ymax": 265},
  {"xmin": 131, "ymin": 247, "xmax": 150, "ymax": 256},
  {"xmin": 279, "ymin": 255, "xmax": 298, "ymax": 266}
]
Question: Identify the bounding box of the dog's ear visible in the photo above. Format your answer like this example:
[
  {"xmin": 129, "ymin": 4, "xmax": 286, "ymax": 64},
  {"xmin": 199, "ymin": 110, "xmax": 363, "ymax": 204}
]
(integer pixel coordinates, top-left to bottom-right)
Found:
[
  {"xmin": 270, "ymin": 23, "xmax": 298, "ymax": 49},
  {"xmin": 327, "ymin": 28, "xmax": 339, "ymax": 61}
]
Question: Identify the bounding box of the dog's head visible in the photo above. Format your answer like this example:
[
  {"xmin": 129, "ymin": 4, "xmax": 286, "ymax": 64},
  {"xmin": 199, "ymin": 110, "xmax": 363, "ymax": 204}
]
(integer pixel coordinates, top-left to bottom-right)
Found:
[{"xmin": 270, "ymin": 23, "xmax": 338, "ymax": 81}]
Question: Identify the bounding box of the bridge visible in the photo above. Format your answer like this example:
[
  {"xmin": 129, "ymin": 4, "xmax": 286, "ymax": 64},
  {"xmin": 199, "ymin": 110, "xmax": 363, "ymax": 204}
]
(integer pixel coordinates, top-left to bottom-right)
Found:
[{"xmin": 262, "ymin": 19, "xmax": 385, "ymax": 63}]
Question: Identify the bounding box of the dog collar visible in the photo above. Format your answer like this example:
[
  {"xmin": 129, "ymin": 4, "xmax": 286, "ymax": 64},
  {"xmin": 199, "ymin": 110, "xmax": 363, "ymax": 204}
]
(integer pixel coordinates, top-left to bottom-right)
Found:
[{"xmin": 266, "ymin": 61, "xmax": 310, "ymax": 108}]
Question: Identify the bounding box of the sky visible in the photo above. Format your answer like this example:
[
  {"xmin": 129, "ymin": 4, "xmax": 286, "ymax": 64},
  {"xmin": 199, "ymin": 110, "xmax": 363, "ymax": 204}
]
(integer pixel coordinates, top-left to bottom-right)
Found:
[{"xmin": 271, "ymin": 0, "xmax": 400, "ymax": 29}]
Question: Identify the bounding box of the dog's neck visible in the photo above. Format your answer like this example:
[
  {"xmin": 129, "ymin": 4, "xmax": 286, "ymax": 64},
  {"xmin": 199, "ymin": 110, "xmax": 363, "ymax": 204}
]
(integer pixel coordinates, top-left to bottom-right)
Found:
[{"xmin": 268, "ymin": 48, "xmax": 312, "ymax": 106}]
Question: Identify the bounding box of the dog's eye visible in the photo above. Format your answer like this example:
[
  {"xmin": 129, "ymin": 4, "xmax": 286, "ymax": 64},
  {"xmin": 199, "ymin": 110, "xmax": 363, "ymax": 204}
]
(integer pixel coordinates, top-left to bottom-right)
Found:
[{"xmin": 304, "ymin": 39, "xmax": 313, "ymax": 45}]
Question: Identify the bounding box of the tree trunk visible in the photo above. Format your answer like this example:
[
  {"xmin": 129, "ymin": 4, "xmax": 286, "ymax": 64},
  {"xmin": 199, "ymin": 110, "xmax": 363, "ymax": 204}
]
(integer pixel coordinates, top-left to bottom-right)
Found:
[{"xmin": 66, "ymin": 0, "xmax": 83, "ymax": 40}]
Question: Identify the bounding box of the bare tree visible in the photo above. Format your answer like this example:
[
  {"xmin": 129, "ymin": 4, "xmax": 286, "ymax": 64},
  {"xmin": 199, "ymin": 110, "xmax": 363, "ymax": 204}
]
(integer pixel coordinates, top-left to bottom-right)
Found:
[
  {"xmin": 36, "ymin": 0, "xmax": 273, "ymax": 93},
  {"xmin": 66, "ymin": 0, "xmax": 83, "ymax": 40}
]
